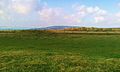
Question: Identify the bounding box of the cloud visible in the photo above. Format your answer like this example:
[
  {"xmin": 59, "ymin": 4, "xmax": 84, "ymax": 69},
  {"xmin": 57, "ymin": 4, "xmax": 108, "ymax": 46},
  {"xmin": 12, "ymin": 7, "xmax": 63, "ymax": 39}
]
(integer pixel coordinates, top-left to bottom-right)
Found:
[
  {"xmin": 0, "ymin": 0, "xmax": 10, "ymax": 19},
  {"xmin": 116, "ymin": 12, "xmax": 120, "ymax": 17},
  {"xmin": 37, "ymin": 3, "xmax": 82, "ymax": 26},
  {"xmin": 36, "ymin": 3, "xmax": 109, "ymax": 26},
  {"xmin": 0, "ymin": 0, "xmax": 119, "ymax": 27},
  {"xmin": 115, "ymin": 12, "xmax": 120, "ymax": 22},
  {"xmin": 63, "ymin": 14, "xmax": 82, "ymax": 24},
  {"xmin": 94, "ymin": 16, "xmax": 105, "ymax": 23},
  {"xmin": 38, "ymin": 8, "xmax": 62, "ymax": 21},
  {"xmin": 0, "ymin": 0, "xmax": 5, "ymax": 15},
  {"xmin": 11, "ymin": 0, "xmax": 35, "ymax": 14},
  {"xmin": 72, "ymin": 4, "xmax": 107, "ymax": 23},
  {"xmin": 72, "ymin": 4, "xmax": 106, "ymax": 15},
  {"xmin": 0, "ymin": 10, "xmax": 4, "ymax": 15}
]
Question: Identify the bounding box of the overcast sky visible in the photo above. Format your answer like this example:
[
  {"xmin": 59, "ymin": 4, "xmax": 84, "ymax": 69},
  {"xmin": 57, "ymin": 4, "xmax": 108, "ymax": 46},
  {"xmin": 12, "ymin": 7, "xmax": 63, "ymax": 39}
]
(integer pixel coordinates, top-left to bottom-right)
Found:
[{"xmin": 0, "ymin": 0, "xmax": 120, "ymax": 28}]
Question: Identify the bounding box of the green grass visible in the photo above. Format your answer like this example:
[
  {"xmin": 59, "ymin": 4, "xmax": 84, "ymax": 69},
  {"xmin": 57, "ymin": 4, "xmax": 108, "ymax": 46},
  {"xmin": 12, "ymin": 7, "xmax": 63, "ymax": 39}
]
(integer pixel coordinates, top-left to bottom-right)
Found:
[{"xmin": 0, "ymin": 31, "xmax": 120, "ymax": 72}]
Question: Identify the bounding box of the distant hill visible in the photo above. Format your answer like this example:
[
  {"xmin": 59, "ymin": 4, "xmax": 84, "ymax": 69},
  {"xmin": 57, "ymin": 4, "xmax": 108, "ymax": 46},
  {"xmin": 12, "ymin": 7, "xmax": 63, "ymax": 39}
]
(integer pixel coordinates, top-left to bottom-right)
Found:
[
  {"xmin": 32, "ymin": 26, "xmax": 77, "ymax": 30},
  {"xmin": 0, "ymin": 26, "xmax": 76, "ymax": 30}
]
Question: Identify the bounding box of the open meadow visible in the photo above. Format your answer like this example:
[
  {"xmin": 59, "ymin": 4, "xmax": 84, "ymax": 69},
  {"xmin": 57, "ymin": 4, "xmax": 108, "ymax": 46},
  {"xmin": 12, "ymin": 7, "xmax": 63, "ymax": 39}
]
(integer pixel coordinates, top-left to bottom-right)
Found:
[{"xmin": 0, "ymin": 30, "xmax": 120, "ymax": 72}]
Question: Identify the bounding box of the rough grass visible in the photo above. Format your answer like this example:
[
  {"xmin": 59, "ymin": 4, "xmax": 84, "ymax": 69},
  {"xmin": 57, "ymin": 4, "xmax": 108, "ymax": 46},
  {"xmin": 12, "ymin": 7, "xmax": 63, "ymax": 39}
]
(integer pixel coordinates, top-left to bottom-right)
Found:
[
  {"xmin": 0, "ymin": 50, "xmax": 120, "ymax": 72},
  {"xmin": 0, "ymin": 31, "xmax": 120, "ymax": 72}
]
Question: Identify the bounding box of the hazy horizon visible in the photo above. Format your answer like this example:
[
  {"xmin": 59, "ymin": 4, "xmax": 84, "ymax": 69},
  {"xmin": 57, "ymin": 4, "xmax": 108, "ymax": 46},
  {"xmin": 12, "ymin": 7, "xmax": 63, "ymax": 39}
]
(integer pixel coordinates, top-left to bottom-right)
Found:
[{"xmin": 1, "ymin": 0, "xmax": 120, "ymax": 28}]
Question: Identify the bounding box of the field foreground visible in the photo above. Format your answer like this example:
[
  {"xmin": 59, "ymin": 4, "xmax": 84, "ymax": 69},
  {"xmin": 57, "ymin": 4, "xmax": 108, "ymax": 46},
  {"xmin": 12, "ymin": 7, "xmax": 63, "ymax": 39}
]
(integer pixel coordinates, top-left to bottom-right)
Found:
[{"xmin": 0, "ymin": 31, "xmax": 120, "ymax": 72}]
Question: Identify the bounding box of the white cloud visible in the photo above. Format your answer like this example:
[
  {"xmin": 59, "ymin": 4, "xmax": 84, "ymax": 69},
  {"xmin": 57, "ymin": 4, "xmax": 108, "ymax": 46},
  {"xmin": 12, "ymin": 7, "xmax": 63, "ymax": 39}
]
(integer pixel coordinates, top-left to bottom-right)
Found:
[
  {"xmin": 37, "ymin": 3, "xmax": 109, "ymax": 26},
  {"xmin": 0, "ymin": 10, "xmax": 4, "ymax": 15},
  {"xmin": 11, "ymin": 0, "xmax": 35, "ymax": 14},
  {"xmin": 37, "ymin": 3, "xmax": 82, "ymax": 26},
  {"xmin": 0, "ymin": 0, "xmax": 119, "ymax": 27},
  {"xmin": 72, "ymin": 4, "xmax": 107, "ymax": 23},
  {"xmin": 115, "ymin": 12, "xmax": 120, "ymax": 22},
  {"xmin": 38, "ymin": 7, "xmax": 63, "ymax": 22},
  {"xmin": 116, "ymin": 12, "xmax": 120, "ymax": 17},
  {"xmin": 75, "ymin": 5, "xmax": 106, "ymax": 16},
  {"xmin": 63, "ymin": 14, "xmax": 82, "ymax": 24},
  {"xmin": 94, "ymin": 16, "xmax": 105, "ymax": 23}
]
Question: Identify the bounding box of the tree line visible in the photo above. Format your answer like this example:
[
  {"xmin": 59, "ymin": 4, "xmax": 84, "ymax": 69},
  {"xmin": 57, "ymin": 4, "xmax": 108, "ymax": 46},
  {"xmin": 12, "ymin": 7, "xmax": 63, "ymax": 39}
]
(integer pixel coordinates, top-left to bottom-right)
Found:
[{"xmin": 63, "ymin": 27, "xmax": 120, "ymax": 32}]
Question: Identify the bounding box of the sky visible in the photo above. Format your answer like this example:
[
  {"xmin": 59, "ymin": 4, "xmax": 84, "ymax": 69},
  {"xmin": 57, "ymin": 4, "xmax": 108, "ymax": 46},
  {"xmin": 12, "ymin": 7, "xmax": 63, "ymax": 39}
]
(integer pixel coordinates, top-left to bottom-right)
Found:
[{"xmin": 1, "ymin": 0, "xmax": 120, "ymax": 28}]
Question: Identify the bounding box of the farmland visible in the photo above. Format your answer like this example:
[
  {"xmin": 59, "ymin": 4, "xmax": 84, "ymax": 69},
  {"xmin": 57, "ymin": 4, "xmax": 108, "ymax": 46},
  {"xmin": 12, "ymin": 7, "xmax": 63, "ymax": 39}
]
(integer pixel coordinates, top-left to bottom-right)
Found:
[{"xmin": 0, "ymin": 30, "xmax": 120, "ymax": 72}]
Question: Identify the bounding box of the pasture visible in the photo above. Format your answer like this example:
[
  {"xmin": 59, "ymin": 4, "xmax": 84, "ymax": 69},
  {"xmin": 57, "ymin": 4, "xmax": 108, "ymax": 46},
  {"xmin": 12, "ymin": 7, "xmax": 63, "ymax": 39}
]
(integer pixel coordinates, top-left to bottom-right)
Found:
[{"xmin": 0, "ymin": 31, "xmax": 120, "ymax": 72}]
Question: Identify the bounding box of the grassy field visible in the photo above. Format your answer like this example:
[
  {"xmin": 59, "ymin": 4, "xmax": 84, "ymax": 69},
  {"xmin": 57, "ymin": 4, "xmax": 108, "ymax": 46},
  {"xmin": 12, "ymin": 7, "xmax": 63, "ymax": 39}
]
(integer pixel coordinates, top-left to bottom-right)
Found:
[{"xmin": 0, "ymin": 31, "xmax": 120, "ymax": 72}]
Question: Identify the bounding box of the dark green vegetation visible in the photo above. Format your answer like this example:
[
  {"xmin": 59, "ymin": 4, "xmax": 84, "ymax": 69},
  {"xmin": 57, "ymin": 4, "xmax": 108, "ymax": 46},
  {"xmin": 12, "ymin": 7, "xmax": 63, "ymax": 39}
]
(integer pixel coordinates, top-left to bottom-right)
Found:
[{"xmin": 0, "ymin": 30, "xmax": 120, "ymax": 72}]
